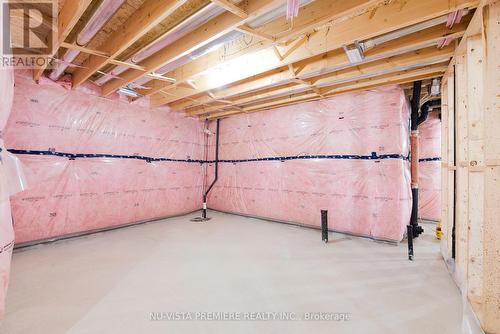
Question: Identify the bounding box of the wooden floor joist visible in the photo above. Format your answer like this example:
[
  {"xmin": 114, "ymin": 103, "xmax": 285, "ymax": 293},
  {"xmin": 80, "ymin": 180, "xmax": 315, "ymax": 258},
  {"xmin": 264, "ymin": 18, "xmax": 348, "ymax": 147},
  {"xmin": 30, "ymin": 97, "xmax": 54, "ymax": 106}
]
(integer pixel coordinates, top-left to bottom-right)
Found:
[
  {"xmin": 71, "ymin": 0, "xmax": 189, "ymax": 89},
  {"xmin": 205, "ymin": 63, "xmax": 447, "ymax": 119},
  {"xmin": 156, "ymin": 19, "xmax": 468, "ymax": 110},
  {"xmin": 100, "ymin": 0, "xmax": 287, "ymax": 96},
  {"xmin": 185, "ymin": 45, "xmax": 453, "ymax": 117},
  {"xmin": 211, "ymin": 0, "xmax": 248, "ymax": 18},
  {"xmin": 234, "ymin": 25, "xmax": 275, "ymax": 42},
  {"xmin": 25, "ymin": 0, "xmax": 479, "ymax": 122},
  {"xmin": 145, "ymin": 0, "xmax": 477, "ymax": 106},
  {"xmin": 136, "ymin": 0, "xmax": 388, "ymax": 98},
  {"xmin": 32, "ymin": 0, "xmax": 93, "ymax": 81}
]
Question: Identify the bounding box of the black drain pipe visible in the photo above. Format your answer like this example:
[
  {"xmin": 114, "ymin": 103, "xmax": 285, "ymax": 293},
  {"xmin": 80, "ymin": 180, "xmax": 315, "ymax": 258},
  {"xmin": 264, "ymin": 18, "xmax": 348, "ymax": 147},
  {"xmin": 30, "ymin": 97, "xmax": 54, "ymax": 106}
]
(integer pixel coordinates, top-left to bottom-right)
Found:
[
  {"xmin": 202, "ymin": 118, "xmax": 220, "ymax": 219},
  {"xmin": 418, "ymin": 100, "xmax": 441, "ymax": 127},
  {"xmin": 407, "ymin": 83, "xmax": 441, "ymax": 260},
  {"xmin": 452, "ymin": 65, "xmax": 457, "ymax": 259},
  {"xmin": 321, "ymin": 210, "xmax": 329, "ymax": 243},
  {"xmin": 407, "ymin": 80, "xmax": 423, "ymax": 261}
]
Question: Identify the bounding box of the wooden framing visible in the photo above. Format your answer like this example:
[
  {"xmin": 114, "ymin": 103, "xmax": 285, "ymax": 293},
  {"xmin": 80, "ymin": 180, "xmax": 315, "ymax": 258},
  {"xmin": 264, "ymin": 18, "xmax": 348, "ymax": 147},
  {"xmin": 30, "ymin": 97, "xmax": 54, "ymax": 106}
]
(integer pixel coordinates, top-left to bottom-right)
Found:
[
  {"xmin": 71, "ymin": 0, "xmax": 188, "ymax": 89},
  {"xmin": 208, "ymin": 20, "xmax": 467, "ymax": 104},
  {"xmin": 180, "ymin": 45, "xmax": 454, "ymax": 116},
  {"xmin": 13, "ymin": 0, "xmax": 500, "ymax": 331},
  {"xmin": 234, "ymin": 24, "xmax": 275, "ymax": 42},
  {"xmin": 135, "ymin": 0, "xmax": 388, "ymax": 97},
  {"xmin": 211, "ymin": 0, "xmax": 248, "ymax": 18},
  {"xmin": 440, "ymin": 1, "xmax": 500, "ymax": 332},
  {"xmin": 160, "ymin": 18, "xmax": 469, "ymax": 113},
  {"xmin": 145, "ymin": 0, "xmax": 478, "ymax": 106},
  {"xmin": 60, "ymin": 42, "xmax": 109, "ymax": 57},
  {"xmin": 204, "ymin": 63, "xmax": 447, "ymax": 119},
  {"xmin": 100, "ymin": 0, "xmax": 287, "ymax": 96},
  {"xmin": 32, "ymin": 0, "xmax": 93, "ymax": 81}
]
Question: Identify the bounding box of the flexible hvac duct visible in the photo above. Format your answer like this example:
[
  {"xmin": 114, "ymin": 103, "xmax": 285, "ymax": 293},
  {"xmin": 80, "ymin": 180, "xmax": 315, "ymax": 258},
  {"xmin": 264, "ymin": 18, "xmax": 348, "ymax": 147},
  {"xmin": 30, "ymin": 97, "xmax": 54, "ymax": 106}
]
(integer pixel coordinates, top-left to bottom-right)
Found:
[
  {"xmin": 49, "ymin": 0, "xmax": 125, "ymax": 81},
  {"xmin": 95, "ymin": 3, "xmax": 226, "ymax": 86},
  {"xmin": 362, "ymin": 10, "xmax": 468, "ymax": 50},
  {"xmin": 286, "ymin": 0, "xmax": 300, "ymax": 20},
  {"xmin": 97, "ymin": 0, "xmax": 313, "ymax": 88},
  {"xmin": 130, "ymin": 31, "xmax": 243, "ymax": 88}
]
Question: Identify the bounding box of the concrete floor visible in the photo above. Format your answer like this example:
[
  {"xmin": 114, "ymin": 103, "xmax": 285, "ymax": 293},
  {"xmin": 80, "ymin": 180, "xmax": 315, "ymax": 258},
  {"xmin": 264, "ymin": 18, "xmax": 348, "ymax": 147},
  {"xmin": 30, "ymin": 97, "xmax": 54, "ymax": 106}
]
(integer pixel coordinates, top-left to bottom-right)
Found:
[{"xmin": 0, "ymin": 211, "xmax": 462, "ymax": 334}]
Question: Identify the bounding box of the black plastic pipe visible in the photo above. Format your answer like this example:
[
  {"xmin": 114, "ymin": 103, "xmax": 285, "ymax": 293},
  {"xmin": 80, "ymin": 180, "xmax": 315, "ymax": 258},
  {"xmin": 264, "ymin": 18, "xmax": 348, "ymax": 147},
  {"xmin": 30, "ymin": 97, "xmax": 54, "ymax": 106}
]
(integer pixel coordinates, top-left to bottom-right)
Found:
[
  {"xmin": 408, "ymin": 81, "xmax": 422, "ymax": 261},
  {"xmin": 321, "ymin": 210, "xmax": 328, "ymax": 243},
  {"xmin": 407, "ymin": 85, "xmax": 442, "ymax": 260},
  {"xmin": 452, "ymin": 65, "xmax": 457, "ymax": 259},
  {"xmin": 410, "ymin": 81, "xmax": 422, "ymax": 131},
  {"xmin": 202, "ymin": 118, "xmax": 220, "ymax": 218},
  {"xmin": 417, "ymin": 100, "xmax": 441, "ymax": 127}
]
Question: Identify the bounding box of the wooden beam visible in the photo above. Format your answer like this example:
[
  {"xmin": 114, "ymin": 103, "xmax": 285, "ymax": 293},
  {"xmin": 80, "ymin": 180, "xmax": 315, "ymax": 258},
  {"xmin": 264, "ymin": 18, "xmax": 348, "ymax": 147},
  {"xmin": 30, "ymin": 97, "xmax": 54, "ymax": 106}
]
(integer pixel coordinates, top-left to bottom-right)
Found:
[
  {"xmin": 184, "ymin": 82, "xmax": 305, "ymax": 115},
  {"xmin": 481, "ymin": 3, "xmax": 500, "ymax": 331},
  {"xmin": 186, "ymin": 46, "xmax": 453, "ymax": 116},
  {"xmin": 211, "ymin": 0, "xmax": 248, "ymax": 18},
  {"xmin": 146, "ymin": 72, "xmax": 176, "ymax": 83},
  {"xmin": 242, "ymin": 64, "xmax": 449, "ymax": 113},
  {"xmin": 60, "ymin": 42, "xmax": 149, "ymax": 71},
  {"xmin": 161, "ymin": 20, "xmax": 468, "ymax": 110},
  {"xmin": 60, "ymin": 42, "xmax": 109, "ymax": 57},
  {"xmin": 205, "ymin": 65, "xmax": 447, "ymax": 119},
  {"xmin": 101, "ymin": 0, "xmax": 286, "ymax": 96},
  {"xmin": 135, "ymin": 0, "xmax": 388, "ymax": 97},
  {"xmin": 235, "ymin": 24, "xmax": 275, "ymax": 42},
  {"xmin": 312, "ymin": 44, "xmax": 454, "ymax": 87},
  {"xmin": 33, "ymin": 0, "xmax": 92, "ymax": 81},
  {"xmin": 279, "ymin": 32, "xmax": 316, "ymax": 60},
  {"xmin": 146, "ymin": 0, "xmax": 477, "ymax": 104},
  {"xmin": 108, "ymin": 59, "xmax": 146, "ymax": 71},
  {"xmin": 71, "ymin": 0, "xmax": 188, "ymax": 89}
]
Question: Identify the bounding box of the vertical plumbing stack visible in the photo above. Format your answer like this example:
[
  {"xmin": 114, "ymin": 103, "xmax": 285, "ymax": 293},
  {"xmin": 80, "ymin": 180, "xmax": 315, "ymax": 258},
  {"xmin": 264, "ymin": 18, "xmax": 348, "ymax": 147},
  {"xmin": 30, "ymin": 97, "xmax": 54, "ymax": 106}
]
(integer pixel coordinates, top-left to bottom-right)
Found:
[
  {"xmin": 407, "ymin": 82, "xmax": 441, "ymax": 260},
  {"xmin": 191, "ymin": 119, "xmax": 220, "ymax": 222},
  {"xmin": 408, "ymin": 81, "xmax": 424, "ymax": 260}
]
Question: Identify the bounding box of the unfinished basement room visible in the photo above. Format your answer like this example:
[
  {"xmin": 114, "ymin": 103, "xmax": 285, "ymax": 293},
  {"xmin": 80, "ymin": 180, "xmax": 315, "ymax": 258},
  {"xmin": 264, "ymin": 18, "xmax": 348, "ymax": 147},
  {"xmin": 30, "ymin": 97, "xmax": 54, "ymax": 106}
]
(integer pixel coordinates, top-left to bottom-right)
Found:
[{"xmin": 0, "ymin": 0, "xmax": 499, "ymax": 333}]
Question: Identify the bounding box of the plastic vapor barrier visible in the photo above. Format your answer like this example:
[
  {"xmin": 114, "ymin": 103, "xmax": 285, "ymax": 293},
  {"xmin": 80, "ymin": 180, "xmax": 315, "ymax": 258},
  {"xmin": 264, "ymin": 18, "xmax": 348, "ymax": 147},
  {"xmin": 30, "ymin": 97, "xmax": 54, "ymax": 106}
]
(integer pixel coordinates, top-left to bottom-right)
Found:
[
  {"xmin": 3, "ymin": 71, "xmax": 205, "ymax": 244},
  {"xmin": 418, "ymin": 112, "xmax": 441, "ymax": 221},
  {"xmin": 0, "ymin": 67, "xmax": 16, "ymax": 319},
  {"xmin": 0, "ymin": 73, "xmax": 421, "ymax": 316},
  {"xmin": 206, "ymin": 86, "xmax": 412, "ymax": 242}
]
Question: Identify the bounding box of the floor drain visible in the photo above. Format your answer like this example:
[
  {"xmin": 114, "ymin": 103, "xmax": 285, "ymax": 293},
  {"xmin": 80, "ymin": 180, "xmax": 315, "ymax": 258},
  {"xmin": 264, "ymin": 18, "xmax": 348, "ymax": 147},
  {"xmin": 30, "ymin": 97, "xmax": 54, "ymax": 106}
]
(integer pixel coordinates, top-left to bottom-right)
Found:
[{"xmin": 190, "ymin": 217, "xmax": 212, "ymax": 222}]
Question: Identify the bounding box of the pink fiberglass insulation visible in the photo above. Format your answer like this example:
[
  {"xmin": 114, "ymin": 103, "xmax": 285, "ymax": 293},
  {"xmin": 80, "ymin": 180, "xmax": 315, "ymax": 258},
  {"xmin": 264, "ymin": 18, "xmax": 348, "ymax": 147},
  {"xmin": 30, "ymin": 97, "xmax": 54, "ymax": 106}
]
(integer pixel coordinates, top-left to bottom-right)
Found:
[
  {"xmin": 206, "ymin": 85, "xmax": 412, "ymax": 242},
  {"xmin": 2, "ymin": 71, "xmax": 205, "ymax": 244},
  {"xmin": 418, "ymin": 112, "xmax": 441, "ymax": 221},
  {"xmin": 0, "ymin": 67, "xmax": 15, "ymax": 319}
]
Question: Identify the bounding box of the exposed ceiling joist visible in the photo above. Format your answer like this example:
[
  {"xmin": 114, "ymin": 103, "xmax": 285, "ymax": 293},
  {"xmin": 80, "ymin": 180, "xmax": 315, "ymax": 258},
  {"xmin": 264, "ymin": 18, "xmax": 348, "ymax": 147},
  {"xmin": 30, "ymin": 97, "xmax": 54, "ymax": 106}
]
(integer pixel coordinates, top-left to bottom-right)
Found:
[
  {"xmin": 100, "ymin": 0, "xmax": 288, "ymax": 96},
  {"xmin": 205, "ymin": 64, "xmax": 447, "ymax": 119},
  {"xmin": 137, "ymin": 0, "xmax": 385, "ymax": 95},
  {"xmin": 33, "ymin": 0, "xmax": 93, "ymax": 81},
  {"xmin": 71, "ymin": 0, "xmax": 189, "ymax": 89},
  {"xmin": 137, "ymin": 0, "xmax": 387, "ymax": 98},
  {"xmin": 160, "ymin": 19, "xmax": 468, "ymax": 110},
  {"xmin": 211, "ymin": 0, "xmax": 248, "ymax": 18},
  {"xmin": 235, "ymin": 24, "xmax": 275, "ymax": 42},
  {"xmin": 183, "ymin": 45, "xmax": 454, "ymax": 116},
  {"xmin": 146, "ymin": 0, "xmax": 478, "ymax": 105},
  {"xmin": 61, "ymin": 42, "xmax": 109, "ymax": 57}
]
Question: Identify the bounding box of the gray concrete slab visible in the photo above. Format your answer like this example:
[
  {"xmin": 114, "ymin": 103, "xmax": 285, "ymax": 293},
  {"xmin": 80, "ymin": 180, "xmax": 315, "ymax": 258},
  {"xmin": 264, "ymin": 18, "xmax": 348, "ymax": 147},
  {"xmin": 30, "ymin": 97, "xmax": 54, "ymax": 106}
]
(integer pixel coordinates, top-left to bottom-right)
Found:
[{"xmin": 0, "ymin": 211, "xmax": 462, "ymax": 334}]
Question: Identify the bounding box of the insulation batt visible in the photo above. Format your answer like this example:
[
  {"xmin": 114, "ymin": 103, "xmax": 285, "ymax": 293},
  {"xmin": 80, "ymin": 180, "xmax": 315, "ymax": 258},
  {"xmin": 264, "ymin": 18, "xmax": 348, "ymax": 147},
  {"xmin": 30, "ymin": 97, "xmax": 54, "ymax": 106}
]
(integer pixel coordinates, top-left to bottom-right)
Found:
[
  {"xmin": 0, "ymin": 72, "xmax": 424, "ymax": 316},
  {"xmin": 418, "ymin": 112, "xmax": 441, "ymax": 221},
  {"xmin": 3, "ymin": 71, "xmax": 205, "ymax": 244},
  {"xmin": 0, "ymin": 68, "xmax": 15, "ymax": 319},
  {"xmin": 206, "ymin": 86, "xmax": 412, "ymax": 242}
]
